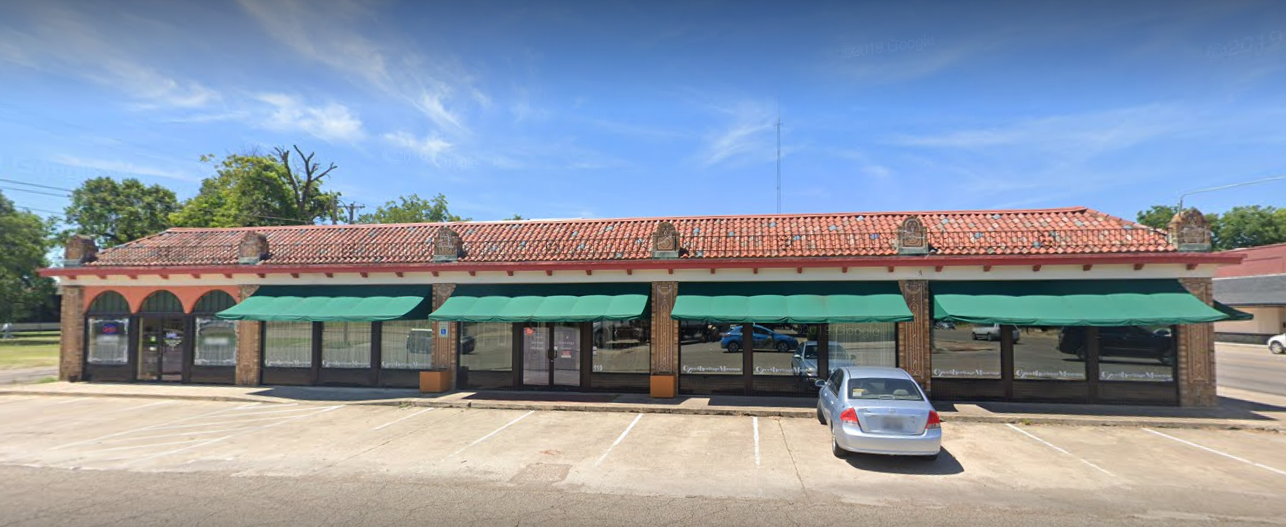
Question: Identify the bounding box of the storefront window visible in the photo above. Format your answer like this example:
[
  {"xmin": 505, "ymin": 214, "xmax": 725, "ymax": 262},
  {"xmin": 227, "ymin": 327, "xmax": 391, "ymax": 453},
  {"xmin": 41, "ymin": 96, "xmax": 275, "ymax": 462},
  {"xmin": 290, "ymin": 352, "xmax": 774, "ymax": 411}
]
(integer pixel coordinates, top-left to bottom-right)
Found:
[
  {"xmin": 87, "ymin": 318, "xmax": 129, "ymax": 365},
  {"xmin": 1094, "ymin": 326, "xmax": 1175, "ymax": 383},
  {"xmin": 593, "ymin": 319, "xmax": 649, "ymax": 373},
  {"xmin": 1010, "ymin": 326, "xmax": 1085, "ymax": 380},
  {"xmin": 264, "ymin": 321, "xmax": 312, "ymax": 368},
  {"xmin": 460, "ymin": 322, "xmax": 512, "ymax": 372},
  {"xmin": 680, "ymin": 320, "xmax": 739, "ymax": 375},
  {"xmin": 381, "ymin": 320, "xmax": 433, "ymax": 370},
  {"xmin": 753, "ymin": 324, "xmax": 804, "ymax": 376},
  {"xmin": 931, "ymin": 323, "xmax": 1001, "ymax": 379},
  {"xmin": 828, "ymin": 323, "xmax": 896, "ymax": 369},
  {"xmin": 322, "ymin": 322, "xmax": 372, "ymax": 368},
  {"xmin": 194, "ymin": 317, "xmax": 237, "ymax": 366}
]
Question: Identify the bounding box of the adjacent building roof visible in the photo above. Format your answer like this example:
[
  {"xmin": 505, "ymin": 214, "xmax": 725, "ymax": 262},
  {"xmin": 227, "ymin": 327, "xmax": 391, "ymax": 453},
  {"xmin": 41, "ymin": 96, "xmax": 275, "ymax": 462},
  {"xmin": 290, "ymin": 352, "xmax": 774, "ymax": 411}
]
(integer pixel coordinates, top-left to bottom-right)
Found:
[
  {"xmin": 1215, "ymin": 242, "xmax": 1286, "ymax": 278},
  {"xmin": 85, "ymin": 206, "xmax": 1174, "ymax": 268},
  {"xmin": 1213, "ymin": 274, "xmax": 1286, "ymax": 306}
]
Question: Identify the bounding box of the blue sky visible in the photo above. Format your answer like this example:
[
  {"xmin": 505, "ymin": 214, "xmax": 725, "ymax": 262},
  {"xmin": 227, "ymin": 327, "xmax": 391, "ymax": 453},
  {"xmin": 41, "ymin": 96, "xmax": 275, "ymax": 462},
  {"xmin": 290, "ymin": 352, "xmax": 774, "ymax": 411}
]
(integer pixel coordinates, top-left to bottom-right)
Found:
[{"xmin": 1, "ymin": 0, "xmax": 1285, "ymax": 223}]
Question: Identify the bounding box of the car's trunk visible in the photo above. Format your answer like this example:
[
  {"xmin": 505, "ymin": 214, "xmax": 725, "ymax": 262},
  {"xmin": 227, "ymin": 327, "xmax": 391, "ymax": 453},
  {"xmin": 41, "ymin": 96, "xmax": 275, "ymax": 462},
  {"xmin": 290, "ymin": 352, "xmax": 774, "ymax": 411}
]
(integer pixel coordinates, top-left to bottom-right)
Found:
[{"xmin": 852, "ymin": 400, "xmax": 931, "ymax": 435}]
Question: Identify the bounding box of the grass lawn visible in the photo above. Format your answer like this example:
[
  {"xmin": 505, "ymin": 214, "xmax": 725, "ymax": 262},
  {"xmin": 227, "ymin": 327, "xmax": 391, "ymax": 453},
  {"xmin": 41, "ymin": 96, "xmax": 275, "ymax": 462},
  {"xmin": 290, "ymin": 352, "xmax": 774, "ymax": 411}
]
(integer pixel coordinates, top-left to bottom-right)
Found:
[{"xmin": 0, "ymin": 331, "xmax": 60, "ymax": 369}]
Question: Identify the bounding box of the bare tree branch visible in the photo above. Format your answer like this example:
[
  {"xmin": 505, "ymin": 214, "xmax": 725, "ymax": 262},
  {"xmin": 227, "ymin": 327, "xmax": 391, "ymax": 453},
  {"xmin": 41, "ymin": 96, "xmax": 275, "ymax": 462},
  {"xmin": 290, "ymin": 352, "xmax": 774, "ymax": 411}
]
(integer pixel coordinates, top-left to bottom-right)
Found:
[{"xmin": 273, "ymin": 145, "xmax": 339, "ymax": 224}]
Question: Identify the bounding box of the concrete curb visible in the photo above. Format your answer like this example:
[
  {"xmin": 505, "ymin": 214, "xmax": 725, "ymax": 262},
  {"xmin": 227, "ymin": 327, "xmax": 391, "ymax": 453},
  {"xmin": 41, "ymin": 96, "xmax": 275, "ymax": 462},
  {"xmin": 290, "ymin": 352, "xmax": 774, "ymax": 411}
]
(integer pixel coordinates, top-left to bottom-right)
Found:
[{"xmin": 3, "ymin": 389, "xmax": 1282, "ymax": 432}]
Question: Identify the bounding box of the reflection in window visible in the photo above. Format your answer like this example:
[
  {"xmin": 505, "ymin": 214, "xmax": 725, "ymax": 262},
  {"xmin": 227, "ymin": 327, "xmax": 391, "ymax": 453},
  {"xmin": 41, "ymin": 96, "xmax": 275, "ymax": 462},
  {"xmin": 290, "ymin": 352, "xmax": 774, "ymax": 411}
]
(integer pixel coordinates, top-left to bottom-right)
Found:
[
  {"xmin": 931, "ymin": 323, "xmax": 1001, "ymax": 379},
  {"xmin": 381, "ymin": 320, "xmax": 433, "ymax": 370},
  {"xmin": 264, "ymin": 321, "xmax": 312, "ymax": 368},
  {"xmin": 593, "ymin": 319, "xmax": 650, "ymax": 373},
  {"xmin": 87, "ymin": 318, "xmax": 129, "ymax": 365},
  {"xmin": 1093, "ymin": 326, "xmax": 1175, "ymax": 383},
  {"xmin": 828, "ymin": 323, "xmax": 896, "ymax": 369},
  {"xmin": 460, "ymin": 322, "xmax": 512, "ymax": 372},
  {"xmin": 322, "ymin": 322, "xmax": 371, "ymax": 368},
  {"xmin": 194, "ymin": 317, "xmax": 237, "ymax": 366},
  {"xmin": 1008, "ymin": 326, "xmax": 1085, "ymax": 380},
  {"xmin": 753, "ymin": 324, "xmax": 803, "ymax": 376},
  {"xmin": 680, "ymin": 320, "xmax": 740, "ymax": 375}
]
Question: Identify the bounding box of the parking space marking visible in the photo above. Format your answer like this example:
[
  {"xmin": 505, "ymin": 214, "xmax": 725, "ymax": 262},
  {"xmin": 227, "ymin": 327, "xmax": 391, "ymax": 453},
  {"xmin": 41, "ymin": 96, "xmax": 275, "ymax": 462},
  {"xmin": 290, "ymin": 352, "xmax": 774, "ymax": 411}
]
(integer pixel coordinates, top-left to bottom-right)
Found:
[
  {"xmin": 448, "ymin": 410, "xmax": 534, "ymax": 458},
  {"xmin": 52, "ymin": 402, "xmax": 281, "ymax": 451},
  {"xmin": 100, "ymin": 400, "xmax": 178, "ymax": 415},
  {"xmin": 752, "ymin": 417, "xmax": 761, "ymax": 467},
  {"xmin": 595, "ymin": 413, "xmax": 643, "ymax": 467},
  {"xmin": 110, "ymin": 406, "xmax": 343, "ymax": 466},
  {"xmin": 373, "ymin": 408, "xmax": 435, "ymax": 431},
  {"xmin": 1143, "ymin": 428, "xmax": 1286, "ymax": 478},
  {"xmin": 0, "ymin": 397, "xmax": 90, "ymax": 415},
  {"xmin": 1006, "ymin": 424, "xmax": 1114, "ymax": 476}
]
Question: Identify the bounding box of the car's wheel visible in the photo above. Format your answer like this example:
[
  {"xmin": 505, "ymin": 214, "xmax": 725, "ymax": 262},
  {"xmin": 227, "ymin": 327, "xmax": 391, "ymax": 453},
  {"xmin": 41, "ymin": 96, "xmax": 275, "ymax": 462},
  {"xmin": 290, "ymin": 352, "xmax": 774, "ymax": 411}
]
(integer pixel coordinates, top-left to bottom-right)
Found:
[
  {"xmin": 776, "ymin": 341, "xmax": 790, "ymax": 353},
  {"xmin": 1271, "ymin": 342, "xmax": 1285, "ymax": 355},
  {"xmin": 918, "ymin": 452, "xmax": 940, "ymax": 462},
  {"xmin": 726, "ymin": 341, "xmax": 741, "ymax": 353},
  {"xmin": 831, "ymin": 434, "xmax": 847, "ymax": 458},
  {"xmin": 817, "ymin": 406, "xmax": 826, "ymax": 424}
]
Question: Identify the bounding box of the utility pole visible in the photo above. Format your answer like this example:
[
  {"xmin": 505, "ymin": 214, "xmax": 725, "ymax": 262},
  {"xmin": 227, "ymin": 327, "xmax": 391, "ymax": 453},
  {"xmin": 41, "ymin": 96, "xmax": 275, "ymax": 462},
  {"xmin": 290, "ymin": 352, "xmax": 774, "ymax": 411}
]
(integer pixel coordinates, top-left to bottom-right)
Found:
[{"xmin": 343, "ymin": 202, "xmax": 366, "ymax": 224}]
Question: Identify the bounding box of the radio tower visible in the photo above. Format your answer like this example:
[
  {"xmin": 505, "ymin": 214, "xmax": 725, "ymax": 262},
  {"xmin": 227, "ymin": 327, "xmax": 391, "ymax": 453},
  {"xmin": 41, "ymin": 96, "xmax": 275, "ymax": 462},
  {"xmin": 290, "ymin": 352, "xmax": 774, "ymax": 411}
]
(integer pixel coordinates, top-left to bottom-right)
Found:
[{"xmin": 775, "ymin": 108, "xmax": 782, "ymax": 214}]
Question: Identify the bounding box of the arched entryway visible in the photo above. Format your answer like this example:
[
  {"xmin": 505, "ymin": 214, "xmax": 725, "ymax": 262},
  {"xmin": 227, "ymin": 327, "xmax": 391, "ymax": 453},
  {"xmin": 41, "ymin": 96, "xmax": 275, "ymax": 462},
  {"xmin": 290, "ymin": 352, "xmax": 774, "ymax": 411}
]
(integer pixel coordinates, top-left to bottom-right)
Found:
[
  {"xmin": 84, "ymin": 291, "xmax": 133, "ymax": 382},
  {"xmin": 138, "ymin": 291, "xmax": 186, "ymax": 382},
  {"xmin": 190, "ymin": 291, "xmax": 238, "ymax": 384}
]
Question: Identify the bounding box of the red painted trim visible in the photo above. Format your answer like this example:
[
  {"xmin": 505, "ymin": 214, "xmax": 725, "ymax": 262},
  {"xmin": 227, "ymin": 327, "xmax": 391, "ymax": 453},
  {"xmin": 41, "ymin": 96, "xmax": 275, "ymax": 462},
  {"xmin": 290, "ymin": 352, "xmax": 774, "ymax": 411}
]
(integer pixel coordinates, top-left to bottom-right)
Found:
[
  {"xmin": 935, "ymin": 266, "xmax": 944, "ymax": 273},
  {"xmin": 885, "ymin": 266, "xmax": 892, "ymax": 273},
  {"xmin": 39, "ymin": 252, "xmax": 1245, "ymax": 279},
  {"xmin": 431, "ymin": 271, "xmax": 439, "ymax": 277},
  {"xmin": 189, "ymin": 273, "xmax": 200, "ymax": 279},
  {"xmin": 586, "ymin": 270, "xmax": 593, "ymax": 276},
  {"xmin": 290, "ymin": 273, "xmax": 299, "ymax": 278},
  {"xmin": 753, "ymin": 268, "xmax": 759, "ymax": 274},
  {"xmin": 256, "ymin": 273, "xmax": 265, "ymax": 278},
  {"xmin": 626, "ymin": 269, "xmax": 632, "ymax": 275},
  {"xmin": 1186, "ymin": 263, "xmax": 1198, "ymax": 270},
  {"xmin": 395, "ymin": 272, "xmax": 404, "ymax": 278},
  {"xmin": 545, "ymin": 270, "xmax": 553, "ymax": 276},
  {"xmin": 159, "ymin": 274, "xmax": 169, "ymax": 280},
  {"xmin": 796, "ymin": 267, "xmax": 803, "ymax": 274},
  {"xmin": 222, "ymin": 273, "xmax": 233, "ymax": 279},
  {"xmin": 710, "ymin": 268, "xmax": 716, "ymax": 274},
  {"xmin": 128, "ymin": 275, "xmax": 137, "ymax": 280},
  {"xmin": 468, "ymin": 270, "xmax": 476, "ymax": 277}
]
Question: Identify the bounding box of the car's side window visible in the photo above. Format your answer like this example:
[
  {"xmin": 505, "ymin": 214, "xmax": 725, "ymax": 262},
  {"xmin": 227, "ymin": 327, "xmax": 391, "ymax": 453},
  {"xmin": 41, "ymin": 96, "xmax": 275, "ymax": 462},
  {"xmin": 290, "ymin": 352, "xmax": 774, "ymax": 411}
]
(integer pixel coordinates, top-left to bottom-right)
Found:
[{"xmin": 828, "ymin": 372, "xmax": 843, "ymax": 395}]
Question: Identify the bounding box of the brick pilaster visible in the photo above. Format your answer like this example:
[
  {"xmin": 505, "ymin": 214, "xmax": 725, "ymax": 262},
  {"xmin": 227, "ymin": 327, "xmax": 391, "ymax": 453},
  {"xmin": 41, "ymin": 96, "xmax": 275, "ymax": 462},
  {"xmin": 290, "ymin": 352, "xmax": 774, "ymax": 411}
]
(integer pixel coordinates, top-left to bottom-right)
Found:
[
  {"xmin": 59, "ymin": 286, "xmax": 85, "ymax": 382},
  {"xmin": 234, "ymin": 285, "xmax": 262, "ymax": 386},
  {"xmin": 650, "ymin": 281, "xmax": 678, "ymax": 375},
  {"xmin": 1178, "ymin": 277, "xmax": 1217, "ymax": 407},
  {"xmin": 898, "ymin": 280, "xmax": 931, "ymax": 393},
  {"xmin": 431, "ymin": 284, "xmax": 457, "ymax": 388}
]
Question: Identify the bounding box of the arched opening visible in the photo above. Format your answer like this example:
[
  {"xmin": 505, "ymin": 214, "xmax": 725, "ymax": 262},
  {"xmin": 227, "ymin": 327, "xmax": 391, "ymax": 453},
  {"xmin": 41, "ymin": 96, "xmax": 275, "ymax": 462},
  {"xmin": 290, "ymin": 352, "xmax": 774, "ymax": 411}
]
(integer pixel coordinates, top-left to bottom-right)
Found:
[
  {"xmin": 85, "ymin": 291, "xmax": 131, "ymax": 368},
  {"xmin": 138, "ymin": 290, "xmax": 186, "ymax": 381},
  {"xmin": 192, "ymin": 291, "xmax": 238, "ymax": 369}
]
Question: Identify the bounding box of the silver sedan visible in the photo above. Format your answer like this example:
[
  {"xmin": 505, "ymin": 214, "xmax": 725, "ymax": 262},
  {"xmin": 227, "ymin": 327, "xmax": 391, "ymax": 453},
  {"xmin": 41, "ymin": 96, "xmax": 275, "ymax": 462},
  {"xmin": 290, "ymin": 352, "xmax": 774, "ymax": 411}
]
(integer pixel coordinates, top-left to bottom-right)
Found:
[{"xmin": 815, "ymin": 366, "xmax": 942, "ymax": 460}]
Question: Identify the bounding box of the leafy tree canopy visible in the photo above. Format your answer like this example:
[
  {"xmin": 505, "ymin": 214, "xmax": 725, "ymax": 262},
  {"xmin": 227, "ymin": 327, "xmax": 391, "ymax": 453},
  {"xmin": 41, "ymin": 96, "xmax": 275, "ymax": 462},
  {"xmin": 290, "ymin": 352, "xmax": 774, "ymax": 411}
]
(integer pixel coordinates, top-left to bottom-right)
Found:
[
  {"xmin": 1136, "ymin": 204, "xmax": 1286, "ymax": 250},
  {"xmin": 0, "ymin": 190, "xmax": 56, "ymax": 322},
  {"xmin": 172, "ymin": 153, "xmax": 334, "ymax": 228},
  {"xmin": 65, "ymin": 177, "xmax": 179, "ymax": 248},
  {"xmin": 359, "ymin": 193, "xmax": 468, "ymax": 224}
]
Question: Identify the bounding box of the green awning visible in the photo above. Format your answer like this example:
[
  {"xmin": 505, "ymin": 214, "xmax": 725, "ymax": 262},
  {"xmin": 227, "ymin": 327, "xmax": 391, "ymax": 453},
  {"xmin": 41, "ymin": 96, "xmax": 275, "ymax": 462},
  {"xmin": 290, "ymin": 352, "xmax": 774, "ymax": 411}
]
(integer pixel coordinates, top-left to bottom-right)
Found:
[
  {"xmin": 428, "ymin": 284, "xmax": 649, "ymax": 323},
  {"xmin": 932, "ymin": 280, "xmax": 1234, "ymax": 326},
  {"xmin": 217, "ymin": 285, "xmax": 433, "ymax": 322},
  {"xmin": 1214, "ymin": 301, "xmax": 1254, "ymax": 321},
  {"xmin": 670, "ymin": 282, "xmax": 913, "ymax": 324}
]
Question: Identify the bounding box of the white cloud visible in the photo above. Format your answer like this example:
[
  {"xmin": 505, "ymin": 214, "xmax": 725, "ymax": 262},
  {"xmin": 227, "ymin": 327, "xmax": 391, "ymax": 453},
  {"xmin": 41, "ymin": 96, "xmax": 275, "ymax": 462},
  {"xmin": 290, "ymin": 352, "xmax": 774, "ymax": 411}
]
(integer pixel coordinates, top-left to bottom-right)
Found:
[
  {"xmin": 697, "ymin": 101, "xmax": 777, "ymax": 167},
  {"xmin": 51, "ymin": 155, "xmax": 196, "ymax": 182},
  {"xmin": 383, "ymin": 131, "xmax": 457, "ymax": 167},
  {"xmin": 256, "ymin": 94, "xmax": 366, "ymax": 143}
]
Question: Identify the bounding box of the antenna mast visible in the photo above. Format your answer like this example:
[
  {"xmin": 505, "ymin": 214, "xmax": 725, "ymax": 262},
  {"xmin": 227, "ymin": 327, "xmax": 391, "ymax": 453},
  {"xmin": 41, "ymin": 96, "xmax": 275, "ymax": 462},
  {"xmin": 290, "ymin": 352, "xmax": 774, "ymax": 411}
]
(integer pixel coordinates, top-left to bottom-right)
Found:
[{"xmin": 775, "ymin": 108, "xmax": 782, "ymax": 214}]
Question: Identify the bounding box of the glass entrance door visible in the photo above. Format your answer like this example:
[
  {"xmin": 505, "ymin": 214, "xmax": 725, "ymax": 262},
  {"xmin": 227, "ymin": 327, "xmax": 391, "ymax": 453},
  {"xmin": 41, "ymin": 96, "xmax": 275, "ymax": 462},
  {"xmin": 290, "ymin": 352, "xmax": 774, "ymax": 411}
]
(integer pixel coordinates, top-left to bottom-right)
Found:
[
  {"xmin": 140, "ymin": 317, "xmax": 185, "ymax": 382},
  {"xmin": 521, "ymin": 323, "xmax": 581, "ymax": 387}
]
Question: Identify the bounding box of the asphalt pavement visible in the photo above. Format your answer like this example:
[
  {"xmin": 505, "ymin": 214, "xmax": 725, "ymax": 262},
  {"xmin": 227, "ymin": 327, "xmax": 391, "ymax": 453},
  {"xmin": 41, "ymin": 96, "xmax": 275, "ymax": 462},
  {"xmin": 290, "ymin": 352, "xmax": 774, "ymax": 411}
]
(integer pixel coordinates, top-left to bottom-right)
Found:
[{"xmin": 1217, "ymin": 342, "xmax": 1286, "ymax": 396}]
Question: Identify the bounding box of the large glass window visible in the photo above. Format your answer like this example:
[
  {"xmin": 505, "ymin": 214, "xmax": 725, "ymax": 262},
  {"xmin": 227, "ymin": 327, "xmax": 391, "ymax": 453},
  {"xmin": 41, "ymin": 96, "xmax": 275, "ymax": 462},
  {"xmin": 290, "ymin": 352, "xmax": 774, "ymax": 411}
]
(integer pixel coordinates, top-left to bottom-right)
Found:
[
  {"xmin": 680, "ymin": 320, "xmax": 740, "ymax": 375},
  {"xmin": 828, "ymin": 323, "xmax": 897, "ymax": 369},
  {"xmin": 931, "ymin": 322, "xmax": 1001, "ymax": 379},
  {"xmin": 194, "ymin": 317, "xmax": 237, "ymax": 366},
  {"xmin": 87, "ymin": 317, "xmax": 129, "ymax": 365},
  {"xmin": 1011, "ymin": 326, "xmax": 1085, "ymax": 380},
  {"xmin": 322, "ymin": 322, "xmax": 372, "ymax": 368},
  {"xmin": 752, "ymin": 324, "xmax": 804, "ymax": 376},
  {"xmin": 459, "ymin": 322, "xmax": 512, "ymax": 372},
  {"xmin": 1093, "ymin": 326, "xmax": 1175, "ymax": 383},
  {"xmin": 264, "ymin": 322, "xmax": 312, "ymax": 368},
  {"xmin": 593, "ymin": 319, "xmax": 650, "ymax": 374},
  {"xmin": 381, "ymin": 320, "xmax": 433, "ymax": 370}
]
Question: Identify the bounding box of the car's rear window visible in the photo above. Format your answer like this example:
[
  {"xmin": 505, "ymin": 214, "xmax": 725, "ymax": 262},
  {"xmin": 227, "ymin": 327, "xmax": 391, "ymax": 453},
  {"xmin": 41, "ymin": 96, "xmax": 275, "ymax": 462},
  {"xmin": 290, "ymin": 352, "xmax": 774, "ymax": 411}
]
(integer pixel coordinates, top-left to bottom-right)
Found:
[{"xmin": 847, "ymin": 378, "xmax": 924, "ymax": 401}]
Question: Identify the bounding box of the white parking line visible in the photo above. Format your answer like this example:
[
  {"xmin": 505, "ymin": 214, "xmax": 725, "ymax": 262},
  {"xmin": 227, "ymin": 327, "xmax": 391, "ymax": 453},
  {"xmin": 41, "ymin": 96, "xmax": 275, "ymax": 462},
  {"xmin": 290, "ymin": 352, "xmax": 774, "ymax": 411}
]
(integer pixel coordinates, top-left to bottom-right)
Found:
[
  {"xmin": 449, "ymin": 411, "xmax": 534, "ymax": 457},
  {"xmin": 1143, "ymin": 428, "xmax": 1286, "ymax": 478},
  {"xmin": 595, "ymin": 414, "xmax": 643, "ymax": 467},
  {"xmin": 1005, "ymin": 424, "xmax": 1113, "ymax": 476},
  {"xmin": 53, "ymin": 403, "xmax": 282, "ymax": 450},
  {"xmin": 373, "ymin": 408, "xmax": 434, "ymax": 431},
  {"xmin": 112, "ymin": 406, "xmax": 343, "ymax": 466},
  {"xmin": 0, "ymin": 397, "xmax": 90, "ymax": 415},
  {"xmin": 752, "ymin": 417, "xmax": 761, "ymax": 467},
  {"xmin": 100, "ymin": 400, "xmax": 178, "ymax": 415}
]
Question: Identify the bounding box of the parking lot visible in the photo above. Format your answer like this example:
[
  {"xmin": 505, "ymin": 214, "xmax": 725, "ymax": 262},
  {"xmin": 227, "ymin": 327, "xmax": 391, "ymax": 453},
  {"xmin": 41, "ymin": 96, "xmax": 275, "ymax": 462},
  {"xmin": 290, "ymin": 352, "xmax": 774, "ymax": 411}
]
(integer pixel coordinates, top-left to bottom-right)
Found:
[{"xmin": 0, "ymin": 394, "xmax": 1284, "ymax": 521}]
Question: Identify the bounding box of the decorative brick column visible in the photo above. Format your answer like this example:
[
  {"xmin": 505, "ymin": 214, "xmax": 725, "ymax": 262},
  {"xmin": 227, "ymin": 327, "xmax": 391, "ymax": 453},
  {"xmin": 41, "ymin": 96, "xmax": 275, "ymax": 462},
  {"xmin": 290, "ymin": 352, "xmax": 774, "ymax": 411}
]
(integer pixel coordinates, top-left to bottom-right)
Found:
[
  {"xmin": 431, "ymin": 284, "xmax": 458, "ymax": 387},
  {"xmin": 59, "ymin": 286, "xmax": 85, "ymax": 382},
  {"xmin": 649, "ymin": 281, "xmax": 679, "ymax": 397},
  {"xmin": 898, "ymin": 280, "xmax": 932, "ymax": 393},
  {"xmin": 234, "ymin": 285, "xmax": 262, "ymax": 386},
  {"xmin": 1178, "ymin": 277, "xmax": 1217, "ymax": 407}
]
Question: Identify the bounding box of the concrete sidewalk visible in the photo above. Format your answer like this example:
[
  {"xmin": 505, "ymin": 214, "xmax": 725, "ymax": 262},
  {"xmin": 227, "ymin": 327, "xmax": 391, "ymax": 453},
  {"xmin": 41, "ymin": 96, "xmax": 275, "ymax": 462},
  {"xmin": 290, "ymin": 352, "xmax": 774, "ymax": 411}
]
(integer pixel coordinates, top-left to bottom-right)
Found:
[{"xmin": 2, "ymin": 381, "xmax": 1285, "ymax": 431}]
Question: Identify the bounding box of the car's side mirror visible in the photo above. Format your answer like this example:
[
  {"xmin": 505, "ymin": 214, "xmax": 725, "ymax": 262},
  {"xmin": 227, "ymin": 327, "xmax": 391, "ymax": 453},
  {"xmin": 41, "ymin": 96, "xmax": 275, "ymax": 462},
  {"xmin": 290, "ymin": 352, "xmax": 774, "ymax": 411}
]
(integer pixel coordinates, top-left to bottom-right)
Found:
[
  {"xmin": 793, "ymin": 354, "xmax": 801, "ymax": 360},
  {"xmin": 813, "ymin": 379, "xmax": 826, "ymax": 388}
]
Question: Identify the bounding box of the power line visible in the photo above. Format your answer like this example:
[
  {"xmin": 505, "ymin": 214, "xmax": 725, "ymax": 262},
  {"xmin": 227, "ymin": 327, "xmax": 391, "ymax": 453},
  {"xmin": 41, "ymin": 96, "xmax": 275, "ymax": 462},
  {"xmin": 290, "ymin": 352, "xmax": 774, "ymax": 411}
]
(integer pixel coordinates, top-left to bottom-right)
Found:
[
  {"xmin": 17, "ymin": 206, "xmax": 63, "ymax": 216},
  {"xmin": 1178, "ymin": 174, "xmax": 1286, "ymax": 210},
  {"xmin": 0, "ymin": 186, "xmax": 70, "ymax": 199},
  {"xmin": 0, "ymin": 178, "xmax": 75, "ymax": 193}
]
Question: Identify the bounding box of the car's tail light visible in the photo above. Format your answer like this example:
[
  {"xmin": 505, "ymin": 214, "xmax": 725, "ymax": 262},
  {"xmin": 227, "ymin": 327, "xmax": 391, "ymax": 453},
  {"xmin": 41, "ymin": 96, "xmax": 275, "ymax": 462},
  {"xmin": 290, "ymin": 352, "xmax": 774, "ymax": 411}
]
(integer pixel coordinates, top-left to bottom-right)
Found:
[
  {"xmin": 840, "ymin": 408, "xmax": 859, "ymax": 424},
  {"xmin": 925, "ymin": 410, "xmax": 941, "ymax": 429}
]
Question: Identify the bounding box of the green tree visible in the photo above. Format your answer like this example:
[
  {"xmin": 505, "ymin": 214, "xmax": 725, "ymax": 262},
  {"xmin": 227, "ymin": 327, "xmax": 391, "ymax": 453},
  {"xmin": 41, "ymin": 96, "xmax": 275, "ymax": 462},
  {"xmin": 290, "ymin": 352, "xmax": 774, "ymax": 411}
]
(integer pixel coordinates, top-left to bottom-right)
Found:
[
  {"xmin": 1214, "ymin": 205, "xmax": 1286, "ymax": 250},
  {"xmin": 359, "ymin": 193, "xmax": 468, "ymax": 224},
  {"xmin": 1135, "ymin": 205, "xmax": 1180, "ymax": 230},
  {"xmin": 0, "ymin": 190, "xmax": 56, "ymax": 322},
  {"xmin": 172, "ymin": 154, "xmax": 313, "ymax": 228},
  {"xmin": 65, "ymin": 177, "xmax": 179, "ymax": 247}
]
